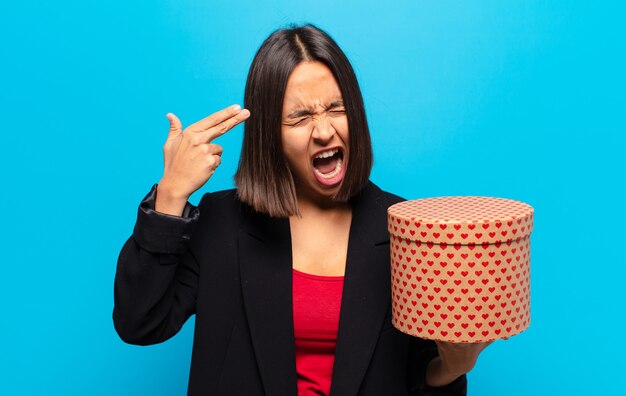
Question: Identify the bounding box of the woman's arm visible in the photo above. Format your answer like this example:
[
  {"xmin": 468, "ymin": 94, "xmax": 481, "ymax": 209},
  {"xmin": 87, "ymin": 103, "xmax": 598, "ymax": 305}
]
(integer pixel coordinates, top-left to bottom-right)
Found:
[
  {"xmin": 112, "ymin": 184, "xmax": 201, "ymax": 345},
  {"xmin": 114, "ymin": 105, "xmax": 249, "ymax": 345}
]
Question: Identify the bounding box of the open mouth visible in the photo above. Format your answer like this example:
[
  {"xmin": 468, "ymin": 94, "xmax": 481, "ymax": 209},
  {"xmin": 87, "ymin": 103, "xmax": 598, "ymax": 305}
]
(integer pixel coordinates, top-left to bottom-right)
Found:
[{"xmin": 312, "ymin": 148, "xmax": 344, "ymax": 178}]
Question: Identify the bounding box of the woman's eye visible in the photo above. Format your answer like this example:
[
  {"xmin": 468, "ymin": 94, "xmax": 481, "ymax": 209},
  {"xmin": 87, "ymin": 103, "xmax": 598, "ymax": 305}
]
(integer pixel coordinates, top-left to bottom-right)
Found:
[
  {"xmin": 329, "ymin": 109, "xmax": 346, "ymax": 115},
  {"xmin": 291, "ymin": 117, "xmax": 308, "ymax": 126}
]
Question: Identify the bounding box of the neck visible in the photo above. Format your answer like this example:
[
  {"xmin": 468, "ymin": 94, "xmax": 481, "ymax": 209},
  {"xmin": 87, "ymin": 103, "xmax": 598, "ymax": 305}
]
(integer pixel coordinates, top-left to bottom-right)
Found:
[{"xmin": 294, "ymin": 190, "xmax": 351, "ymax": 219}]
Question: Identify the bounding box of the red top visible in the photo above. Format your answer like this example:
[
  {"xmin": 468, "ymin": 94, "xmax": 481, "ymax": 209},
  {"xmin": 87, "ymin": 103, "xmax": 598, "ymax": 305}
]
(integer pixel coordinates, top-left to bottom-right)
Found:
[{"xmin": 292, "ymin": 268, "xmax": 344, "ymax": 396}]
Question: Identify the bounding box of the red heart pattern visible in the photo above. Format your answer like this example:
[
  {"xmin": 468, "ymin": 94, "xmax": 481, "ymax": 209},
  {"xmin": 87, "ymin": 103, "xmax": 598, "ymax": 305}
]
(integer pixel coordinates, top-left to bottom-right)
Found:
[{"xmin": 388, "ymin": 196, "xmax": 533, "ymax": 343}]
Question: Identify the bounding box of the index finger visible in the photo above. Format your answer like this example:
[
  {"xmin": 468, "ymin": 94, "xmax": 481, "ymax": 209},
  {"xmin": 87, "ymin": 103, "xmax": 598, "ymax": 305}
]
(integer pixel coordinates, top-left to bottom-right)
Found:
[
  {"xmin": 186, "ymin": 104, "xmax": 243, "ymax": 133},
  {"xmin": 202, "ymin": 108, "xmax": 250, "ymax": 143}
]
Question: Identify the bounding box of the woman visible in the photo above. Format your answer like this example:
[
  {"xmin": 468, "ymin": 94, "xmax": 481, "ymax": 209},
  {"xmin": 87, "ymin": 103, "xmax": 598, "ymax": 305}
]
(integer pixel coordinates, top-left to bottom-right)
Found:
[{"xmin": 113, "ymin": 24, "xmax": 491, "ymax": 395}]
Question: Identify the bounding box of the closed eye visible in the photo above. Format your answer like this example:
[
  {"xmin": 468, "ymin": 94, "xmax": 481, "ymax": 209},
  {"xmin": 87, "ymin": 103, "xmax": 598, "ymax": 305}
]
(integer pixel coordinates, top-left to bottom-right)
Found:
[
  {"xmin": 284, "ymin": 117, "xmax": 309, "ymax": 127},
  {"xmin": 283, "ymin": 108, "xmax": 344, "ymax": 127}
]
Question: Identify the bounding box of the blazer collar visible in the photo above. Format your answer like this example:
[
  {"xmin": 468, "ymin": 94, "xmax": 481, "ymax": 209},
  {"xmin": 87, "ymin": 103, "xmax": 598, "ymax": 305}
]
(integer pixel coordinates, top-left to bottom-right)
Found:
[
  {"xmin": 238, "ymin": 207, "xmax": 297, "ymax": 395},
  {"xmin": 330, "ymin": 182, "xmax": 393, "ymax": 396},
  {"xmin": 238, "ymin": 182, "xmax": 393, "ymax": 396}
]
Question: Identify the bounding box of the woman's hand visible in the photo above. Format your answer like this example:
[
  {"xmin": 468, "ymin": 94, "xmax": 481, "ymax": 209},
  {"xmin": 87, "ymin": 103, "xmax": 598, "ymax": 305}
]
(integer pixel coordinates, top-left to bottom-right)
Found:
[
  {"xmin": 155, "ymin": 105, "xmax": 250, "ymax": 216},
  {"xmin": 425, "ymin": 340, "xmax": 493, "ymax": 387}
]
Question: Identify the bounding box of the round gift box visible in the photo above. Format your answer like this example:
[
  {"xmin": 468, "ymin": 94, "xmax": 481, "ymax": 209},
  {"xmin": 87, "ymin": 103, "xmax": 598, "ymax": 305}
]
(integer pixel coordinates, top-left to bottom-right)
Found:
[{"xmin": 387, "ymin": 196, "xmax": 534, "ymax": 343}]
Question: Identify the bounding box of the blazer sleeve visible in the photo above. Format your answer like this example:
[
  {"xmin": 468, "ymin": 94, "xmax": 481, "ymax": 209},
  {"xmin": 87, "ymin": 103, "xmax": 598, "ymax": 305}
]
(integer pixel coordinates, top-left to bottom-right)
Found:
[
  {"xmin": 113, "ymin": 183, "xmax": 202, "ymax": 346},
  {"xmin": 409, "ymin": 337, "xmax": 468, "ymax": 396}
]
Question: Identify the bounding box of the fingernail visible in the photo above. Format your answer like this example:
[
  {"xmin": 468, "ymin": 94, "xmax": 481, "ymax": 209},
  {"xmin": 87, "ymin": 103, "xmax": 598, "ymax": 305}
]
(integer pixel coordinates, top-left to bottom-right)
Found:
[
  {"xmin": 232, "ymin": 104, "xmax": 241, "ymax": 111},
  {"xmin": 240, "ymin": 109, "xmax": 250, "ymax": 117},
  {"xmin": 166, "ymin": 113, "xmax": 172, "ymax": 120}
]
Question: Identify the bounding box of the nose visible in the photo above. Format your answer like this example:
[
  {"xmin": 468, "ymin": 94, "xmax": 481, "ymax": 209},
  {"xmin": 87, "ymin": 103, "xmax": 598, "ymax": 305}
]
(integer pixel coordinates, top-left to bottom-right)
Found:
[{"xmin": 311, "ymin": 113, "xmax": 336, "ymax": 144}]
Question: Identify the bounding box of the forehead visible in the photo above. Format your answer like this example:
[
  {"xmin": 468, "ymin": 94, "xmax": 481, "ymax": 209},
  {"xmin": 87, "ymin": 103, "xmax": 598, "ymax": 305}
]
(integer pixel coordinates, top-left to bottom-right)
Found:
[{"xmin": 283, "ymin": 61, "xmax": 343, "ymax": 111}]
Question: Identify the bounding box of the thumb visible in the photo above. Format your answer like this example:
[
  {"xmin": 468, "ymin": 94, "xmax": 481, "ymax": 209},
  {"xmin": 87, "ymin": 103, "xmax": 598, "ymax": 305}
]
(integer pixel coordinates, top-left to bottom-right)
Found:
[{"xmin": 166, "ymin": 113, "xmax": 183, "ymax": 137}]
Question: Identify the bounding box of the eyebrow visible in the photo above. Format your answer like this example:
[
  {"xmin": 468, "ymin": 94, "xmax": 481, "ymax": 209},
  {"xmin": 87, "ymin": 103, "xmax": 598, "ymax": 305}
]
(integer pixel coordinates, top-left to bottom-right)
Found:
[{"xmin": 285, "ymin": 101, "xmax": 345, "ymax": 119}]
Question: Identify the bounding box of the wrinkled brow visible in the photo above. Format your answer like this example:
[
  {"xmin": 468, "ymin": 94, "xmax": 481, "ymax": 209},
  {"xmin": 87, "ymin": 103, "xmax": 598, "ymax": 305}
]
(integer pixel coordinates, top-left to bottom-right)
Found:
[{"xmin": 285, "ymin": 101, "xmax": 344, "ymax": 119}]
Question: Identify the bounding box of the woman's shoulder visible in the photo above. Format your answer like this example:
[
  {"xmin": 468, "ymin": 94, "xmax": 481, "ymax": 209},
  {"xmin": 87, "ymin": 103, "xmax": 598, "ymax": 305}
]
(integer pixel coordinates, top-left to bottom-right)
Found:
[
  {"xmin": 197, "ymin": 188, "xmax": 264, "ymax": 223},
  {"xmin": 188, "ymin": 188, "xmax": 247, "ymax": 240},
  {"xmin": 197, "ymin": 188, "xmax": 240, "ymax": 213},
  {"xmin": 198, "ymin": 188, "xmax": 238, "ymax": 204},
  {"xmin": 360, "ymin": 181, "xmax": 406, "ymax": 208}
]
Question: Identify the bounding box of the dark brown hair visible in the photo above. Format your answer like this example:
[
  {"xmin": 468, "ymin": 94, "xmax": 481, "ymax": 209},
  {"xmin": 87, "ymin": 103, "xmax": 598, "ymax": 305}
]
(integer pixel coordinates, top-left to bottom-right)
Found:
[{"xmin": 234, "ymin": 24, "xmax": 373, "ymax": 217}]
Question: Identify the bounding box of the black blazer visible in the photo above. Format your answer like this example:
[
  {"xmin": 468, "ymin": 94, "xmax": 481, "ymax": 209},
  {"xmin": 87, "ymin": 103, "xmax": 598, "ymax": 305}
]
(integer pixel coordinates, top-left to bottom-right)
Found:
[{"xmin": 113, "ymin": 182, "xmax": 467, "ymax": 395}]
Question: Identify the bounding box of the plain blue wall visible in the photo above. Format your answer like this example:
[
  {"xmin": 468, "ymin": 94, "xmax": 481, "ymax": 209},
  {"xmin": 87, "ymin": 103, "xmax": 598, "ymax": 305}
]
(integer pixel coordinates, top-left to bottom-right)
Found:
[{"xmin": 1, "ymin": 1, "xmax": 624, "ymax": 395}]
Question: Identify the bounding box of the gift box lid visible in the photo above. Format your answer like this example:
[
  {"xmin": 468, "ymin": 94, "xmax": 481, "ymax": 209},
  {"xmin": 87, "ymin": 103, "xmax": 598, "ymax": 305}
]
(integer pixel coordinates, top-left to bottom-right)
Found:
[{"xmin": 388, "ymin": 196, "xmax": 534, "ymax": 245}]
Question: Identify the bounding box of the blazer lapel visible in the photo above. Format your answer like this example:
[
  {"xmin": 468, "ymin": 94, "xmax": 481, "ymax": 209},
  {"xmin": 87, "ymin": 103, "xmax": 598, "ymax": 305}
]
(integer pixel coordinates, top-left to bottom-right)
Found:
[
  {"xmin": 239, "ymin": 207, "xmax": 298, "ymax": 396},
  {"xmin": 330, "ymin": 183, "xmax": 394, "ymax": 396}
]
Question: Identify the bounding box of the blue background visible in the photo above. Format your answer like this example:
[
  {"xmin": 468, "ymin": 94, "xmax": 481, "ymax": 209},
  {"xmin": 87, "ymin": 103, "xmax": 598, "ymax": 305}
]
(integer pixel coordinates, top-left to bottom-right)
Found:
[{"xmin": 1, "ymin": 1, "xmax": 624, "ymax": 395}]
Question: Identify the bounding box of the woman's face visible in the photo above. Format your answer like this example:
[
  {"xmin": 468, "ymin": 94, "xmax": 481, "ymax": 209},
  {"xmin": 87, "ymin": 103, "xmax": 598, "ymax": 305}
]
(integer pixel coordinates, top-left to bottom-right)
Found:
[{"xmin": 281, "ymin": 61, "xmax": 349, "ymax": 204}]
